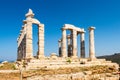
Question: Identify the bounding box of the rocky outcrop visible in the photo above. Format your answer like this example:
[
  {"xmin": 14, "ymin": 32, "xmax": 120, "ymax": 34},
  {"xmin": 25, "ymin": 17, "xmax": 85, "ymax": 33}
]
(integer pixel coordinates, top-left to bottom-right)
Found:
[{"xmin": 25, "ymin": 72, "xmax": 119, "ymax": 80}]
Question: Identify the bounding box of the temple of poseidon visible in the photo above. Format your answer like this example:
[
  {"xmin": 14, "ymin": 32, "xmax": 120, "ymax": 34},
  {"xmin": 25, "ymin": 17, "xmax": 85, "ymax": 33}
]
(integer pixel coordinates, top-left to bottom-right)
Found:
[{"xmin": 17, "ymin": 9, "xmax": 119, "ymax": 70}]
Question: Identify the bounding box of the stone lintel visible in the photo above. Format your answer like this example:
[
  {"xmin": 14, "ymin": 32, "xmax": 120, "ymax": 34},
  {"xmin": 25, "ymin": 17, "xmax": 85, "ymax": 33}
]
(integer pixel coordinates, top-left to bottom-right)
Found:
[{"xmin": 62, "ymin": 24, "xmax": 85, "ymax": 32}]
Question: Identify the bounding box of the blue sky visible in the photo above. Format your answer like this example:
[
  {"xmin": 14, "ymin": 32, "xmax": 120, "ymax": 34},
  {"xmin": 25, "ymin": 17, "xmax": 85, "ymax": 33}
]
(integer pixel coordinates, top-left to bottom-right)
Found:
[{"xmin": 0, "ymin": 0, "xmax": 120, "ymax": 61}]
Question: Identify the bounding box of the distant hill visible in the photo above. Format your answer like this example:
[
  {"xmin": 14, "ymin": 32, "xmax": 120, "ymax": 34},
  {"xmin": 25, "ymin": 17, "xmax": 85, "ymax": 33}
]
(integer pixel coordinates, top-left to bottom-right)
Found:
[{"xmin": 97, "ymin": 53, "xmax": 120, "ymax": 65}]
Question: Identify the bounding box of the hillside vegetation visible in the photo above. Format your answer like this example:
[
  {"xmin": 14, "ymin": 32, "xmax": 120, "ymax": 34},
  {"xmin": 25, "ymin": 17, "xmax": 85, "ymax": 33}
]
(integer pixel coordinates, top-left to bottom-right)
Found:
[{"xmin": 98, "ymin": 53, "xmax": 120, "ymax": 65}]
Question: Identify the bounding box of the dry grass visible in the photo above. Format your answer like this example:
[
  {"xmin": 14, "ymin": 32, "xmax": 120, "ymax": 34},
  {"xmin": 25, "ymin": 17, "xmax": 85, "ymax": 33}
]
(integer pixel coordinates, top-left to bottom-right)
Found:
[
  {"xmin": 0, "ymin": 73, "xmax": 20, "ymax": 80},
  {"xmin": 0, "ymin": 63, "xmax": 17, "ymax": 70},
  {"xmin": 23, "ymin": 65, "xmax": 117, "ymax": 78},
  {"xmin": 0, "ymin": 65, "xmax": 117, "ymax": 79}
]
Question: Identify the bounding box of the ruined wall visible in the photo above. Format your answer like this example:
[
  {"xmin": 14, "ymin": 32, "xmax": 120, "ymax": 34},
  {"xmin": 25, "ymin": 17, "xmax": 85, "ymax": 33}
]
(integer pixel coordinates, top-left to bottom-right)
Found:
[{"xmin": 17, "ymin": 25, "xmax": 27, "ymax": 60}]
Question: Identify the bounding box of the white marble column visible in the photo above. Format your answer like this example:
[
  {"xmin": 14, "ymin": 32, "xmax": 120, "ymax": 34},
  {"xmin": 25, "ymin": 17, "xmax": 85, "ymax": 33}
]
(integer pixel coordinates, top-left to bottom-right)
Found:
[
  {"xmin": 72, "ymin": 30, "xmax": 77, "ymax": 58},
  {"xmin": 67, "ymin": 35, "xmax": 72, "ymax": 57},
  {"xmin": 37, "ymin": 24, "xmax": 45, "ymax": 59},
  {"xmin": 89, "ymin": 27, "xmax": 96, "ymax": 60},
  {"xmin": 25, "ymin": 21, "xmax": 33, "ymax": 59},
  {"xmin": 24, "ymin": 9, "xmax": 34, "ymax": 60},
  {"xmin": 80, "ymin": 32, "xmax": 85, "ymax": 58},
  {"xmin": 61, "ymin": 28, "xmax": 67, "ymax": 57},
  {"xmin": 58, "ymin": 39, "xmax": 62, "ymax": 57}
]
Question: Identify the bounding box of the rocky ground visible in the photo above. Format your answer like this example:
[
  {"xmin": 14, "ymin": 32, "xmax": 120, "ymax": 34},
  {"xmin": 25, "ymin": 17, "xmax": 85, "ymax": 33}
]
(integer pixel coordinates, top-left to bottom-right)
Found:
[
  {"xmin": 0, "ymin": 63, "xmax": 119, "ymax": 80},
  {"xmin": 0, "ymin": 60, "xmax": 119, "ymax": 80}
]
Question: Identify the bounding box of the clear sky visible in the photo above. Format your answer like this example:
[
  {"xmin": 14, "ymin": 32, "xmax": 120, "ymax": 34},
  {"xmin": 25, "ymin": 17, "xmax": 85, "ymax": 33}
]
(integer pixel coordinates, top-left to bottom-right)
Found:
[{"xmin": 0, "ymin": 0, "xmax": 120, "ymax": 61}]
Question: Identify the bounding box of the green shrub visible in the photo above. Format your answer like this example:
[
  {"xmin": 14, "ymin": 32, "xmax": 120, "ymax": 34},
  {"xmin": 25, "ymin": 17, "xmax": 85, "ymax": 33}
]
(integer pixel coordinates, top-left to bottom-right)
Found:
[{"xmin": 66, "ymin": 58, "xmax": 71, "ymax": 63}]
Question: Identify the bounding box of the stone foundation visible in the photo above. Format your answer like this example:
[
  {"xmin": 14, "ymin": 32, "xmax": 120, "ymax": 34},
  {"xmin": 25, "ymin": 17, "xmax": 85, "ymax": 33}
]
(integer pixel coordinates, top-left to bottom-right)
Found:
[
  {"xmin": 25, "ymin": 72, "xmax": 119, "ymax": 80},
  {"xmin": 20, "ymin": 58, "xmax": 119, "ymax": 70}
]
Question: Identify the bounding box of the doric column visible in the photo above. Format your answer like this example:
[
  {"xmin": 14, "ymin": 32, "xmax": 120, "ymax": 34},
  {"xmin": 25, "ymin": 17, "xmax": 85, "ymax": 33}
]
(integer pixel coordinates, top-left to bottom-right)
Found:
[
  {"xmin": 72, "ymin": 30, "xmax": 77, "ymax": 58},
  {"xmin": 37, "ymin": 24, "xmax": 45, "ymax": 59},
  {"xmin": 89, "ymin": 27, "xmax": 96, "ymax": 60},
  {"xmin": 67, "ymin": 35, "xmax": 72, "ymax": 57},
  {"xmin": 58, "ymin": 39, "xmax": 62, "ymax": 57},
  {"xmin": 25, "ymin": 21, "xmax": 33, "ymax": 59},
  {"xmin": 61, "ymin": 28, "xmax": 67, "ymax": 57},
  {"xmin": 24, "ymin": 9, "xmax": 34, "ymax": 60},
  {"xmin": 80, "ymin": 32, "xmax": 85, "ymax": 58}
]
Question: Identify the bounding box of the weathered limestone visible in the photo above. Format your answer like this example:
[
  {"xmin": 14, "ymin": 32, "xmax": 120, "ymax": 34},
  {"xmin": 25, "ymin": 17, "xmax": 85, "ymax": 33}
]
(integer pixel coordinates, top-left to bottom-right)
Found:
[
  {"xmin": 58, "ymin": 39, "xmax": 62, "ymax": 57},
  {"xmin": 89, "ymin": 27, "xmax": 96, "ymax": 60},
  {"xmin": 25, "ymin": 17, "xmax": 33, "ymax": 59},
  {"xmin": 61, "ymin": 28, "xmax": 67, "ymax": 57},
  {"xmin": 72, "ymin": 30, "xmax": 77, "ymax": 58},
  {"xmin": 17, "ymin": 9, "xmax": 44, "ymax": 60},
  {"xmin": 37, "ymin": 24, "xmax": 45, "ymax": 59},
  {"xmin": 80, "ymin": 32, "xmax": 85, "ymax": 58},
  {"xmin": 67, "ymin": 35, "xmax": 72, "ymax": 57},
  {"xmin": 16, "ymin": 9, "xmax": 119, "ymax": 76},
  {"xmin": 60, "ymin": 24, "xmax": 85, "ymax": 58}
]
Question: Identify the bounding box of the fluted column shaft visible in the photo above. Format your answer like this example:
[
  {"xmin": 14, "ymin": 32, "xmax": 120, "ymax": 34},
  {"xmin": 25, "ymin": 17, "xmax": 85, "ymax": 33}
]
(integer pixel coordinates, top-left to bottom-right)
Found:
[
  {"xmin": 37, "ymin": 24, "xmax": 44, "ymax": 59},
  {"xmin": 80, "ymin": 32, "xmax": 85, "ymax": 58},
  {"xmin": 25, "ymin": 21, "xmax": 33, "ymax": 59},
  {"xmin": 89, "ymin": 27, "xmax": 96, "ymax": 60},
  {"xmin": 61, "ymin": 29, "xmax": 67, "ymax": 57},
  {"xmin": 67, "ymin": 35, "xmax": 72, "ymax": 57},
  {"xmin": 72, "ymin": 30, "xmax": 77, "ymax": 58}
]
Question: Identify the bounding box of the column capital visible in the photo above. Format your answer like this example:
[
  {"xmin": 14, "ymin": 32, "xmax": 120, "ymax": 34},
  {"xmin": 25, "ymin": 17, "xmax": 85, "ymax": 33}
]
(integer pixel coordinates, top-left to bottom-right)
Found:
[
  {"xmin": 61, "ymin": 27, "xmax": 66, "ymax": 31},
  {"xmin": 88, "ymin": 26, "xmax": 96, "ymax": 30},
  {"xmin": 23, "ymin": 19, "xmax": 33, "ymax": 24},
  {"xmin": 80, "ymin": 31, "xmax": 85, "ymax": 34},
  {"xmin": 38, "ymin": 24, "xmax": 44, "ymax": 27}
]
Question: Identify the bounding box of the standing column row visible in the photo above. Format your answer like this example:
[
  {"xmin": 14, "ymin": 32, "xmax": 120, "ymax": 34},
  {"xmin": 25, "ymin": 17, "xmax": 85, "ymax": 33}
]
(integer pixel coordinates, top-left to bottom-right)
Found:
[{"xmin": 61, "ymin": 29, "xmax": 78, "ymax": 58}]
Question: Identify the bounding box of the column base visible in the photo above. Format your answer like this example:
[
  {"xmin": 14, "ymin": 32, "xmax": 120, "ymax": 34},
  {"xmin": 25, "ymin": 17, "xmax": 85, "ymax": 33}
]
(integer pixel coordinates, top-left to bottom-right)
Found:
[
  {"xmin": 61, "ymin": 54, "xmax": 67, "ymax": 58},
  {"xmin": 88, "ymin": 57, "xmax": 97, "ymax": 61},
  {"xmin": 37, "ymin": 55, "xmax": 45, "ymax": 60},
  {"xmin": 71, "ymin": 56, "xmax": 78, "ymax": 59}
]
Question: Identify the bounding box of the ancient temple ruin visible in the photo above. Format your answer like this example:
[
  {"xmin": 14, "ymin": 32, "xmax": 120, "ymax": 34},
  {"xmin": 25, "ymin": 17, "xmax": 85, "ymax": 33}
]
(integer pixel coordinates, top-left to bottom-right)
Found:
[
  {"xmin": 17, "ymin": 9, "xmax": 44, "ymax": 60},
  {"xmin": 17, "ymin": 9, "xmax": 96, "ymax": 61},
  {"xmin": 58, "ymin": 24, "xmax": 85, "ymax": 58},
  {"xmin": 58, "ymin": 24, "xmax": 96, "ymax": 60},
  {"xmin": 17, "ymin": 9, "xmax": 118, "ymax": 70}
]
